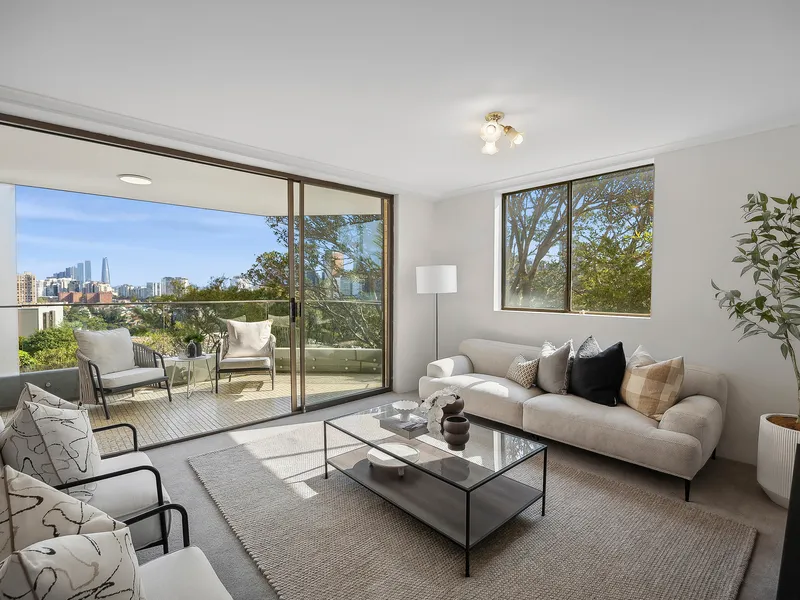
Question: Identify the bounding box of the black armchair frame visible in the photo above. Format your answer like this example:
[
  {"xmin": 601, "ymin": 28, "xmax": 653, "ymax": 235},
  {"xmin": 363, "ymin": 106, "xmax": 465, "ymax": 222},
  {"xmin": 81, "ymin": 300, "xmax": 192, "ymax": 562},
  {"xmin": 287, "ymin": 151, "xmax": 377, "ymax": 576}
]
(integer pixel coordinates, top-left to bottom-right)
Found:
[{"xmin": 213, "ymin": 333, "xmax": 275, "ymax": 393}]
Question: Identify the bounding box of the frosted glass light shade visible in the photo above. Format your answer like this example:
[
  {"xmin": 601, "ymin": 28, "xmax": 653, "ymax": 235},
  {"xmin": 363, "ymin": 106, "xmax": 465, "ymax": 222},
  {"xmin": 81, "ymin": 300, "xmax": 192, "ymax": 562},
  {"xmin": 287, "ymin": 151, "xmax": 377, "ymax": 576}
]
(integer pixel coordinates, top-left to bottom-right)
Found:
[{"xmin": 416, "ymin": 265, "xmax": 457, "ymax": 294}]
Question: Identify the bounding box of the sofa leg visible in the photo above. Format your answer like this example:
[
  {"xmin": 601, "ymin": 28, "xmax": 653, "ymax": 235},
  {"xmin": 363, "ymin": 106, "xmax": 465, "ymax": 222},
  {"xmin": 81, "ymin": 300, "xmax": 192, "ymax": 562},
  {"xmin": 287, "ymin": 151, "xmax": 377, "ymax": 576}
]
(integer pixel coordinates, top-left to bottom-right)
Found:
[
  {"xmin": 684, "ymin": 479, "xmax": 691, "ymax": 502},
  {"xmin": 711, "ymin": 448, "xmax": 716, "ymax": 460}
]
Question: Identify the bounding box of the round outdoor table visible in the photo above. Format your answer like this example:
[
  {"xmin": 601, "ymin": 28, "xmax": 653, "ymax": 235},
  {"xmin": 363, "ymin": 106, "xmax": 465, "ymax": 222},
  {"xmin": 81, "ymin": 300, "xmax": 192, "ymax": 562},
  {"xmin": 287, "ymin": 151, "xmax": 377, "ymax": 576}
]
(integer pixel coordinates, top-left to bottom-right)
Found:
[{"xmin": 167, "ymin": 354, "xmax": 215, "ymax": 399}]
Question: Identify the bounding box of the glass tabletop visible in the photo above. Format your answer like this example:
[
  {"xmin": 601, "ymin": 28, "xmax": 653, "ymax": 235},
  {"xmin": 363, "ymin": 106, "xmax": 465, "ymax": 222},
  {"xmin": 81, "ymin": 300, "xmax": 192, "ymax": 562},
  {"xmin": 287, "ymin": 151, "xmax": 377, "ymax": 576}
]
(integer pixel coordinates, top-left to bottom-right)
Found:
[{"xmin": 326, "ymin": 401, "xmax": 546, "ymax": 490}]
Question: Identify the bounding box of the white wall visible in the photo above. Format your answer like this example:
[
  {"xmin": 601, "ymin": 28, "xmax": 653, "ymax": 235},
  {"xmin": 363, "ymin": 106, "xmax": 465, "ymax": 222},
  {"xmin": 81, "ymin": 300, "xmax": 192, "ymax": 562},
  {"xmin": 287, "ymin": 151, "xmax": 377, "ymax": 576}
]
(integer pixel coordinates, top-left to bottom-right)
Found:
[
  {"xmin": 392, "ymin": 194, "xmax": 436, "ymax": 393},
  {"xmin": 431, "ymin": 125, "xmax": 800, "ymax": 465}
]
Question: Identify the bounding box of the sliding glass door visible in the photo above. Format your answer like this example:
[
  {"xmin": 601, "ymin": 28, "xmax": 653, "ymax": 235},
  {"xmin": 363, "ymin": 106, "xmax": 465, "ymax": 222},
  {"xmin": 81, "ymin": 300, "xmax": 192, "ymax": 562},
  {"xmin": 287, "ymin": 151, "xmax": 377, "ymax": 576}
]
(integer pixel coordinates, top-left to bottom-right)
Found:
[{"xmin": 295, "ymin": 183, "xmax": 390, "ymax": 409}]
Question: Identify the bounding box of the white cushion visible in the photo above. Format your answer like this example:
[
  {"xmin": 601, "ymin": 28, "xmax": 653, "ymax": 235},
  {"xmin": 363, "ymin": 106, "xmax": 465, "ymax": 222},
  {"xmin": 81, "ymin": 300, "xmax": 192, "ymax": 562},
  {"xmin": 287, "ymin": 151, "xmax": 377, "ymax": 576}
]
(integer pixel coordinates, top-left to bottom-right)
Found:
[
  {"xmin": 0, "ymin": 465, "xmax": 123, "ymax": 561},
  {"xmin": 101, "ymin": 367, "xmax": 165, "ymax": 389},
  {"xmin": 74, "ymin": 328, "xmax": 136, "ymax": 375},
  {"xmin": 225, "ymin": 319, "xmax": 273, "ymax": 358},
  {"xmin": 0, "ymin": 529, "xmax": 144, "ymax": 600},
  {"xmin": 523, "ymin": 393, "xmax": 703, "ymax": 479},
  {"xmin": 0, "ymin": 402, "xmax": 101, "ymax": 501},
  {"xmin": 140, "ymin": 546, "xmax": 233, "ymax": 600},
  {"xmin": 419, "ymin": 373, "xmax": 543, "ymax": 428},
  {"xmin": 219, "ymin": 356, "xmax": 271, "ymax": 370},
  {"xmin": 458, "ymin": 338, "xmax": 541, "ymax": 378},
  {"xmin": 16, "ymin": 382, "xmax": 80, "ymax": 412},
  {"xmin": 90, "ymin": 452, "xmax": 172, "ymax": 550}
]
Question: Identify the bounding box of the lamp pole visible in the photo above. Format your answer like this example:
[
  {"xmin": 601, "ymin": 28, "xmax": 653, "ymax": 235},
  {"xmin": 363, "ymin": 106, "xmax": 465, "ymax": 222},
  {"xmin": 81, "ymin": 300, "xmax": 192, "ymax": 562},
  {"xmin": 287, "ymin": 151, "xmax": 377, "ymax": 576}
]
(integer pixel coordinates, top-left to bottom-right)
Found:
[{"xmin": 434, "ymin": 292, "xmax": 440, "ymax": 360}]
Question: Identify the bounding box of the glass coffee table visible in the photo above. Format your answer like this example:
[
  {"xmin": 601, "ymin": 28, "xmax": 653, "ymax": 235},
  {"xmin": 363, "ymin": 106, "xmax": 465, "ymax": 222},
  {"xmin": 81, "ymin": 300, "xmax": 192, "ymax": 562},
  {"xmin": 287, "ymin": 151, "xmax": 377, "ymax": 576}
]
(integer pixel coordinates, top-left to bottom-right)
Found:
[{"xmin": 324, "ymin": 402, "xmax": 547, "ymax": 576}]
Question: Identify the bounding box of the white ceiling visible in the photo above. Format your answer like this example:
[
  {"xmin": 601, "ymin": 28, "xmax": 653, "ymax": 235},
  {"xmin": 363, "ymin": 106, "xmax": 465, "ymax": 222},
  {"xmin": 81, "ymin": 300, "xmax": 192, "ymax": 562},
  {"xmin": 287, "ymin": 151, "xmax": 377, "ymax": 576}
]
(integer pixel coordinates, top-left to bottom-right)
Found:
[
  {"xmin": 0, "ymin": 126, "xmax": 383, "ymax": 216},
  {"xmin": 1, "ymin": 0, "xmax": 799, "ymax": 198}
]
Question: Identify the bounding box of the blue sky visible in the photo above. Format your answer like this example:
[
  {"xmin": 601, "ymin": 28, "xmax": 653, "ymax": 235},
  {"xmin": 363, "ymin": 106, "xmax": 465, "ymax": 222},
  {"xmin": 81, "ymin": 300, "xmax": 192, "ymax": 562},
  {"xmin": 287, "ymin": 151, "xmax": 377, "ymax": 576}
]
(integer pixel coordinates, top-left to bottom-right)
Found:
[{"xmin": 16, "ymin": 186, "xmax": 282, "ymax": 286}]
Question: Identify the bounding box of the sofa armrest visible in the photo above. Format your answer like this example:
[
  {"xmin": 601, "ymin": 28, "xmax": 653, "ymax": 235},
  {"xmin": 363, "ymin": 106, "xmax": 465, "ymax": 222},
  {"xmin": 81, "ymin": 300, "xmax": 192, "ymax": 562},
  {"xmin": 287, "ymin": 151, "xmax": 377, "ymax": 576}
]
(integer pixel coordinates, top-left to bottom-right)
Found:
[
  {"xmin": 658, "ymin": 395, "xmax": 723, "ymax": 461},
  {"xmin": 427, "ymin": 355, "xmax": 473, "ymax": 378}
]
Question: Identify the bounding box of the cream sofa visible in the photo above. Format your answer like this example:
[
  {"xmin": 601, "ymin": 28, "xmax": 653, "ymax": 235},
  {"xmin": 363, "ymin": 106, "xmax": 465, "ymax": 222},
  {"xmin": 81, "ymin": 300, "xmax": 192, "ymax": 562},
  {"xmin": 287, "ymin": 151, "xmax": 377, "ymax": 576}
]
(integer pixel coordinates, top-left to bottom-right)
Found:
[{"xmin": 419, "ymin": 339, "xmax": 726, "ymax": 501}]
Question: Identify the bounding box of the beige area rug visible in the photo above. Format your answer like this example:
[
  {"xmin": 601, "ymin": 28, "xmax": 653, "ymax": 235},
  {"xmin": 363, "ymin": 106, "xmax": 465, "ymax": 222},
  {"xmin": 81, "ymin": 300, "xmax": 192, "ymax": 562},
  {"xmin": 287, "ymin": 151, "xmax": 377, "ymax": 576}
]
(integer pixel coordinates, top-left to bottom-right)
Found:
[{"xmin": 189, "ymin": 422, "xmax": 756, "ymax": 600}]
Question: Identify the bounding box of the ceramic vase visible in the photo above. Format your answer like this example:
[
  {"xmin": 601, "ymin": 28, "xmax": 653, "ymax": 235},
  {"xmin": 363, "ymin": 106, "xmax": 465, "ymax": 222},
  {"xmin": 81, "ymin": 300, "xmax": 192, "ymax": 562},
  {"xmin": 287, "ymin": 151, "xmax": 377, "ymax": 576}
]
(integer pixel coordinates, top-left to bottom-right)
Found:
[
  {"xmin": 442, "ymin": 395, "xmax": 464, "ymax": 416},
  {"xmin": 187, "ymin": 341, "xmax": 197, "ymax": 358},
  {"xmin": 758, "ymin": 413, "xmax": 800, "ymax": 507},
  {"xmin": 443, "ymin": 415, "xmax": 470, "ymax": 451}
]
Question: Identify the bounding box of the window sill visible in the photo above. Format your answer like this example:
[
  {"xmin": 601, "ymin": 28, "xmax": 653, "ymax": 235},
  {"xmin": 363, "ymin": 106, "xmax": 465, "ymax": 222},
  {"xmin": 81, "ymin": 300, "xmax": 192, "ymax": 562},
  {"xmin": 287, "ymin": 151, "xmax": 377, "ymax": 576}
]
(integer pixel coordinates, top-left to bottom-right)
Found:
[{"xmin": 496, "ymin": 308, "xmax": 651, "ymax": 320}]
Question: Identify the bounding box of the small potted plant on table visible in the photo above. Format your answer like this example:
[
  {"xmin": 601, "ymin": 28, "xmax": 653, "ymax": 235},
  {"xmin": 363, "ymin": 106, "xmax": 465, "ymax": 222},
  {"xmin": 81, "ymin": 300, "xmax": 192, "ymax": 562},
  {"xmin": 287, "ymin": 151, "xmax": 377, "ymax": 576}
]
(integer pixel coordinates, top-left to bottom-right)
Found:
[
  {"xmin": 713, "ymin": 192, "xmax": 800, "ymax": 507},
  {"xmin": 183, "ymin": 332, "xmax": 205, "ymax": 358}
]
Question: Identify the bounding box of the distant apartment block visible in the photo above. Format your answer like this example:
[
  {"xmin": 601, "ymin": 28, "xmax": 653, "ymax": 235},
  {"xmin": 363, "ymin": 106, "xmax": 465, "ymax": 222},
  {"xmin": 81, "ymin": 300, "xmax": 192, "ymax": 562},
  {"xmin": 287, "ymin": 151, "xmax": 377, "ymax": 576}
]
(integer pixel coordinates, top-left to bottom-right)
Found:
[
  {"xmin": 84, "ymin": 260, "xmax": 92, "ymax": 282},
  {"xmin": 58, "ymin": 291, "xmax": 112, "ymax": 304},
  {"xmin": 16, "ymin": 272, "xmax": 37, "ymax": 305},
  {"xmin": 161, "ymin": 276, "xmax": 189, "ymax": 296},
  {"xmin": 77, "ymin": 262, "xmax": 85, "ymax": 285},
  {"xmin": 147, "ymin": 281, "xmax": 161, "ymax": 297},
  {"xmin": 18, "ymin": 305, "xmax": 64, "ymax": 338}
]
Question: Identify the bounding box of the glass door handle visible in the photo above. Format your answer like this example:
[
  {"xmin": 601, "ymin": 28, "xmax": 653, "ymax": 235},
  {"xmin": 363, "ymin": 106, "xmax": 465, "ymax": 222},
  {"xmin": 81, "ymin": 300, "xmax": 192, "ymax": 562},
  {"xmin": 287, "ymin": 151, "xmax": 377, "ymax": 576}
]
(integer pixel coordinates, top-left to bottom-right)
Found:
[{"xmin": 289, "ymin": 298, "xmax": 297, "ymax": 323}]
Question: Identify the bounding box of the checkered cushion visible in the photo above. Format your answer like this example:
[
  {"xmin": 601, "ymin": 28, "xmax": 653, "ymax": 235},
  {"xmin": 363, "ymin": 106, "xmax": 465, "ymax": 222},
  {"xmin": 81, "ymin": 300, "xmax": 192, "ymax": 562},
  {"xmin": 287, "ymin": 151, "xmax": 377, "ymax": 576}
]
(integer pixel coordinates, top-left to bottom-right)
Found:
[
  {"xmin": 506, "ymin": 355, "xmax": 539, "ymax": 388},
  {"xmin": 620, "ymin": 346, "xmax": 685, "ymax": 420}
]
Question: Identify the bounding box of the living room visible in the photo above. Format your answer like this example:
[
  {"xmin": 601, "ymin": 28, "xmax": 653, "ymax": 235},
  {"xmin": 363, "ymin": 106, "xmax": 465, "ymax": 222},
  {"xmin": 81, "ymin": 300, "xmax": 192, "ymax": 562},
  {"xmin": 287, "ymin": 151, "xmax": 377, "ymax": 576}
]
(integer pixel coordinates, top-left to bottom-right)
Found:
[{"xmin": 0, "ymin": 2, "xmax": 799, "ymax": 599}]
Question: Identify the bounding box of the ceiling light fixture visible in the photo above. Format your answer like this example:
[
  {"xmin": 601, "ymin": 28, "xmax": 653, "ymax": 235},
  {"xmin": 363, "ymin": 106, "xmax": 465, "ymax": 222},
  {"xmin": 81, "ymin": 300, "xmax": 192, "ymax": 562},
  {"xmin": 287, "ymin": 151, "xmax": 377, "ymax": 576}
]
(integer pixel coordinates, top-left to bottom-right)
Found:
[
  {"xmin": 479, "ymin": 112, "xmax": 524, "ymax": 154},
  {"xmin": 117, "ymin": 174, "xmax": 152, "ymax": 185}
]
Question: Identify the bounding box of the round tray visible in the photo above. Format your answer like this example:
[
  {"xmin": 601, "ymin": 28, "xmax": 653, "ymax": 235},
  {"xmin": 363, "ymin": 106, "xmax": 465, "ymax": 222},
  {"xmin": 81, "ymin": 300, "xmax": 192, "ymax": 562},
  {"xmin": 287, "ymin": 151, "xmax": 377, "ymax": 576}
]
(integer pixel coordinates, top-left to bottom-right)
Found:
[{"xmin": 367, "ymin": 443, "xmax": 420, "ymax": 477}]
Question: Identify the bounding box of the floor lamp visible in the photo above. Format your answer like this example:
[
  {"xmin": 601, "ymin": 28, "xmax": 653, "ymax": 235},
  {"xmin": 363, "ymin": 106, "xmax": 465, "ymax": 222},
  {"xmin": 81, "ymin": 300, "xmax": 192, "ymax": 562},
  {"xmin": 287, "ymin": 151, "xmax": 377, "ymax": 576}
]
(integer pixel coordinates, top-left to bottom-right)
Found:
[{"xmin": 416, "ymin": 265, "xmax": 457, "ymax": 360}]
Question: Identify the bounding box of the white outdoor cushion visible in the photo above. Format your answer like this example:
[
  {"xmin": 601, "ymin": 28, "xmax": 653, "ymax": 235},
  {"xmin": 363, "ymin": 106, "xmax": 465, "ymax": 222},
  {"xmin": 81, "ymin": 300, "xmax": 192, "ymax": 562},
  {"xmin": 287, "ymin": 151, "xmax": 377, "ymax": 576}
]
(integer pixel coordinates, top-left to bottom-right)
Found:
[
  {"xmin": 16, "ymin": 382, "xmax": 80, "ymax": 412},
  {"xmin": 140, "ymin": 546, "xmax": 233, "ymax": 600},
  {"xmin": 419, "ymin": 373, "xmax": 543, "ymax": 428},
  {"xmin": 74, "ymin": 328, "xmax": 137, "ymax": 375},
  {"xmin": 219, "ymin": 356, "xmax": 271, "ymax": 370},
  {"xmin": 0, "ymin": 465, "xmax": 123, "ymax": 561},
  {"xmin": 90, "ymin": 452, "xmax": 172, "ymax": 550},
  {"xmin": 0, "ymin": 402, "xmax": 101, "ymax": 501},
  {"xmin": 226, "ymin": 319, "xmax": 273, "ymax": 358},
  {"xmin": 101, "ymin": 367, "xmax": 165, "ymax": 389},
  {"xmin": 0, "ymin": 529, "xmax": 144, "ymax": 600}
]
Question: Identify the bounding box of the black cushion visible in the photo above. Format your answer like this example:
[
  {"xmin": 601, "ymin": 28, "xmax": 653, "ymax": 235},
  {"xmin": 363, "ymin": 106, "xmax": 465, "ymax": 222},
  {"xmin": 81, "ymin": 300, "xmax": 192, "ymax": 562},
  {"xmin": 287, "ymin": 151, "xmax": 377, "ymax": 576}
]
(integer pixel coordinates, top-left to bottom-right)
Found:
[{"xmin": 569, "ymin": 340, "xmax": 626, "ymax": 406}]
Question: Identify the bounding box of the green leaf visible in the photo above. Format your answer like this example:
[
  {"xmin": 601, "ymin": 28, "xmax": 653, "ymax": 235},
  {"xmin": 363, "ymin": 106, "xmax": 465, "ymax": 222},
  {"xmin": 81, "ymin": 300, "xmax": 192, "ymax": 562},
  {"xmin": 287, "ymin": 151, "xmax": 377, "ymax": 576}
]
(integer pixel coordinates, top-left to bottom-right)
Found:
[
  {"xmin": 782, "ymin": 343, "xmax": 790, "ymax": 358},
  {"xmin": 732, "ymin": 256, "xmax": 747, "ymax": 263}
]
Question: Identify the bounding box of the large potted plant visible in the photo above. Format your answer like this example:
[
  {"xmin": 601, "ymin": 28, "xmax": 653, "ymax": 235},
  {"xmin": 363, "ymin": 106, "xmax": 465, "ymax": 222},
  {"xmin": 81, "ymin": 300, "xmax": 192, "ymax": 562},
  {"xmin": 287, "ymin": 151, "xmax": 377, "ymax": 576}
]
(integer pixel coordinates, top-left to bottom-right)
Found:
[{"xmin": 713, "ymin": 192, "xmax": 800, "ymax": 508}]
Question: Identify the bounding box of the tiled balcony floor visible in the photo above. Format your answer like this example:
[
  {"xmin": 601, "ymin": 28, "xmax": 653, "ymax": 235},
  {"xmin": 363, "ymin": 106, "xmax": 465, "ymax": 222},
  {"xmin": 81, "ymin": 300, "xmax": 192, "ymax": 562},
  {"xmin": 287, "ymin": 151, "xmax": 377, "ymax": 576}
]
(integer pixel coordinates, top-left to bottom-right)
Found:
[{"xmin": 3, "ymin": 372, "xmax": 383, "ymax": 454}]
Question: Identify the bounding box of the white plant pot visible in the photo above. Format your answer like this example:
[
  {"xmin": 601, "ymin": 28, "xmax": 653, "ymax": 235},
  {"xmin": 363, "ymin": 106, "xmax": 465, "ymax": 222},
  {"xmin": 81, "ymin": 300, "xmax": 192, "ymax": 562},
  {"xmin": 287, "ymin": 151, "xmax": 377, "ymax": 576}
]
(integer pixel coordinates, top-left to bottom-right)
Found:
[{"xmin": 757, "ymin": 413, "xmax": 800, "ymax": 508}]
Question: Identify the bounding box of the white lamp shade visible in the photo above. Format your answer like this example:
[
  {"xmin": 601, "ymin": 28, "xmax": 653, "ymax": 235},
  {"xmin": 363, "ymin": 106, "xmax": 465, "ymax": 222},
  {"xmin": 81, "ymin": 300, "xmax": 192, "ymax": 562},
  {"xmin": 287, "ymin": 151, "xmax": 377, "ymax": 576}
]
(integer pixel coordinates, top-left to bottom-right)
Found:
[{"xmin": 416, "ymin": 265, "xmax": 457, "ymax": 294}]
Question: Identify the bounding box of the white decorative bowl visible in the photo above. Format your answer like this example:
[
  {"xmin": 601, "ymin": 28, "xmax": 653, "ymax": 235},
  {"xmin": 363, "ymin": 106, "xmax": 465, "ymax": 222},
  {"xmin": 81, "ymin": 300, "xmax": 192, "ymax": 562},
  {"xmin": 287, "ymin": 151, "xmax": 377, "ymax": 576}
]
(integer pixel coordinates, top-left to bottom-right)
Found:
[
  {"xmin": 367, "ymin": 443, "xmax": 420, "ymax": 477},
  {"xmin": 392, "ymin": 400, "xmax": 419, "ymax": 419}
]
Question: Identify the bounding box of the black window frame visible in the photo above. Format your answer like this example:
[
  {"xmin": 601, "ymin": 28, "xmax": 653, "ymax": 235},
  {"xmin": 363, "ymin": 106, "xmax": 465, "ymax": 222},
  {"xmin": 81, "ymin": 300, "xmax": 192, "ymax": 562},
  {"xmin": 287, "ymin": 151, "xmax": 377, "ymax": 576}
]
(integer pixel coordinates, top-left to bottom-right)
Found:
[{"xmin": 501, "ymin": 164, "xmax": 654, "ymax": 317}]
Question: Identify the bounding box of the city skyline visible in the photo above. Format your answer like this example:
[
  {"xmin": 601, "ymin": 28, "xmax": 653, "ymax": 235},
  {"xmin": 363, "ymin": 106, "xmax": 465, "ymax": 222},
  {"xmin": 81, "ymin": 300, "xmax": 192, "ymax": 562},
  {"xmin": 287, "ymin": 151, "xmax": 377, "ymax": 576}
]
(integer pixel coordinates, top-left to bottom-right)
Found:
[{"xmin": 16, "ymin": 186, "xmax": 283, "ymax": 287}]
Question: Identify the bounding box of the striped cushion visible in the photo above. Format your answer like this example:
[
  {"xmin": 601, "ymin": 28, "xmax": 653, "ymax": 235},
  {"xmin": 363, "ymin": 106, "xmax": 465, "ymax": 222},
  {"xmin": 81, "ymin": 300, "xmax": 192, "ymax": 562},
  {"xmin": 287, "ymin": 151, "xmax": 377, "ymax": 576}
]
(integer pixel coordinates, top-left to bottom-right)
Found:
[{"xmin": 620, "ymin": 346, "xmax": 684, "ymax": 420}]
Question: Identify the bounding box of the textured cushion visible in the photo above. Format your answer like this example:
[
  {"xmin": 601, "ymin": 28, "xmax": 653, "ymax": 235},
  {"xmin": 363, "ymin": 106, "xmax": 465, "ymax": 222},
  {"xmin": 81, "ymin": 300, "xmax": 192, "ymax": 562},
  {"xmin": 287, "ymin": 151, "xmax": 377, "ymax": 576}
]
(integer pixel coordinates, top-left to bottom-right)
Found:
[
  {"xmin": 90, "ymin": 452, "xmax": 171, "ymax": 550},
  {"xmin": 523, "ymin": 393, "xmax": 703, "ymax": 479},
  {"xmin": 569, "ymin": 338, "xmax": 626, "ymax": 406},
  {"xmin": 506, "ymin": 355, "xmax": 539, "ymax": 389},
  {"xmin": 16, "ymin": 382, "xmax": 80, "ymax": 412},
  {"xmin": 0, "ymin": 466, "xmax": 123, "ymax": 561},
  {"xmin": 0, "ymin": 529, "xmax": 143, "ymax": 600},
  {"xmin": 419, "ymin": 374, "xmax": 543, "ymax": 428},
  {"xmin": 226, "ymin": 320, "xmax": 273, "ymax": 358},
  {"xmin": 457, "ymin": 339, "xmax": 541, "ymax": 378},
  {"xmin": 219, "ymin": 356, "xmax": 272, "ymax": 370},
  {"xmin": 0, "ymin": 403, "xmax": 101, "ymax": 501},
  {"xmin": 74, "ymin": 328, "xmax": 136, "ymax": 375},
  {"xmin": 140, "ymin": 546, "xmax": 233, "ymax": 600},
  {"xmin": 621, "ymin": 346, "xmax": 685, "ymax": 420},
  {"xmin": 101, "ymin": 367, "xmax": 165, "ymax": 389},
  {"xmin": 537, "ymin": 340, "xmax": 573, "ymax": 394}
]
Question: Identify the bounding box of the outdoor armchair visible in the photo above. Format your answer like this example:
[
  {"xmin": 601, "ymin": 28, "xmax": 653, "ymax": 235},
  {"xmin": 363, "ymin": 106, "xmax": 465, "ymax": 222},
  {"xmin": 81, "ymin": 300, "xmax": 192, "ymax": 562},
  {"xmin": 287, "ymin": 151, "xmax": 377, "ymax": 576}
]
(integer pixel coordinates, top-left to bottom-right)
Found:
[
  {"xmin": 75, "ymin": 327, "xmax": 173, "ymax": 419},
  {"xmin": 214, "ymin": 321, "xmax": 276, "ymax": 393}
]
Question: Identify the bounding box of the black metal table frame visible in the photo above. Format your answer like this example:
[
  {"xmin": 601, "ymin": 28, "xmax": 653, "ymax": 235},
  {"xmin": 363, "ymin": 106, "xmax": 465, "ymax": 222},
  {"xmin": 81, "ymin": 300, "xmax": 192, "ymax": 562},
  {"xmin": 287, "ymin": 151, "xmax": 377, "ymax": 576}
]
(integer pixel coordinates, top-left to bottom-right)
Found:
[{"xmin": 323, "ymin": 418, "xmax": 547, "ymax": 576}]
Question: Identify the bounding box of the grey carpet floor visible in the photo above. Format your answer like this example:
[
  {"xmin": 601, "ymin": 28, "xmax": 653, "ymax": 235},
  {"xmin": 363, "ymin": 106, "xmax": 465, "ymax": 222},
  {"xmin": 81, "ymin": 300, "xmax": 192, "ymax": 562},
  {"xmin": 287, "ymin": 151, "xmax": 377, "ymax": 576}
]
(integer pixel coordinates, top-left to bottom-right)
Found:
[
  {"xmin": 138, "ymin": 392, "xmax": 787, "ymax": 599},
  {"xmin": 189, "ymin": 421, "xmax": 755, "ymax": 600}
]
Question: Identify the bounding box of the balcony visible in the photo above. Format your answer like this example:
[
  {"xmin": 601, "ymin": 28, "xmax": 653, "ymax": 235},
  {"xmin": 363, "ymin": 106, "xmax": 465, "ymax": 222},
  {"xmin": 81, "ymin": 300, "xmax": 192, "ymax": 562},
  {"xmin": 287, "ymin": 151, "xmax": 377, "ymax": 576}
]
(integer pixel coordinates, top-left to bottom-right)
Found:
[{"xmin": 6, "ymin": 299, "xmax": 386, "ymax": 453}]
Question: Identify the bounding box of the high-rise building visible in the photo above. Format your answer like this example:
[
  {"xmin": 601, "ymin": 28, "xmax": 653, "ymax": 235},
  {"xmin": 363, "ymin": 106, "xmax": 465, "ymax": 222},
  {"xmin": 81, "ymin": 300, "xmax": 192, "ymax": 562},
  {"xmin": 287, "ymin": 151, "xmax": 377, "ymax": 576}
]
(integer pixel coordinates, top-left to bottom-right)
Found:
[
  {"xmin": 161, "ymin": 277, "xmax": 189, "ymax": 296},
  {"xmin": 146, "ymin": 281, "xmax": 161, "ymax": 298},
  {"xmin": 101, "ymin": 257, "xmax": 110, "ymax": 285},
  {"xmin": 84, "ymin": 260, "xmax": 92, "ymax": 282},
  {"xmin": 65, "ymin": 265, "xmax": 77, "ymax": 279},
  {"xmin": 76, "ymin": 262, "xmax": 85, "ymax": 285},
  {"xmin": 16, "ymin": 272, "xmax": 37, "ymax": 305}
]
